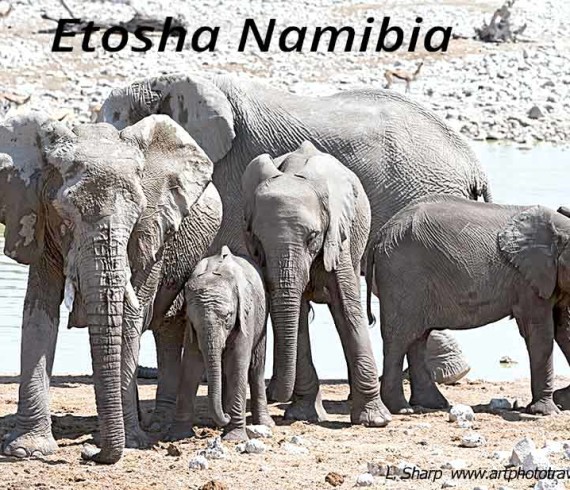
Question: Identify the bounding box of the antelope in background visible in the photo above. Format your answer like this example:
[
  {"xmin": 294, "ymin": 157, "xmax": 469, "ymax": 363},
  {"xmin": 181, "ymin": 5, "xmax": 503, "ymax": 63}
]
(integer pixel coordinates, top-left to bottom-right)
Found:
[{"xmin": 385, "ymin": 61, "xmax": 424, "ymax": 93}]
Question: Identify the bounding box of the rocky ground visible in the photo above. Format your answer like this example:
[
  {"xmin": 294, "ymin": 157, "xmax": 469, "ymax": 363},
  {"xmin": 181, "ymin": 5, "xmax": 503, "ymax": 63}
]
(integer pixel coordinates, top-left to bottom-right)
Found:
[
  {"xmin": 0, "ymin": 0, "xmax": 568, "ymax": 147},
  {"xmin": 1, "ymin": 377, "xmax": 570, "ymax": 489}
]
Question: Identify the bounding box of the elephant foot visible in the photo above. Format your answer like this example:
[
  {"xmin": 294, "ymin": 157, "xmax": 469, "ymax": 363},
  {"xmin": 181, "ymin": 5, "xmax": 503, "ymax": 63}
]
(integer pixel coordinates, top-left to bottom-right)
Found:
[
  {"xmin": 526, "ymin": 398, "xmax": 561, "ymax": 416},
  {"xmin": 80, "ymin": 444, "xmax": 122, "ymax": 464},
  {"xmin": 410, "ymin": 388, "xmax": 450, "ymax": 410},
  {"xmin": 351, "ymin": 397, "xmax": 392, "ymax": 427},
  {"xmin": 222, "ymin": 426, "xmax": 248, "ymax": 442},
  {"xmin": 2, "ymin": 430, "xmax": 58, "ymax": 458},
  {"xmin": 382, "ymin": 393, "xmax": 414, "ymax": 415},
  {"xmin": 553, "ymin": 385, "xmax": 570, "ymax": 410},
  {"xmin": 165, "ymin": 423, "xmax": 195, "ymax": 442},
  {"xmin": 252, "ymin": 413, "xmax": 276, "ymax": 428},
  {"xmin": 125, "ymin": 424, "xmax": 154, "ymax": 449},
  {"xmin": 284, "ymin": 393, "xmax": 328, "ymax": 423}
]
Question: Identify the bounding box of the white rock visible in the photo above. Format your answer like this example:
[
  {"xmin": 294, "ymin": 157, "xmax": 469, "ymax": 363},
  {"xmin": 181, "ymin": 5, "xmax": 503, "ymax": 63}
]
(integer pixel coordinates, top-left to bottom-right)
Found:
[
  {"xmin": 442, "ymin": 480, "xmax": 458, "ymax": 488},
  {"xmin": 188, "ymin": 455, "xmax": 209, "ymax": 470},
  {"xmin": 449, "ymin": 404, "xmax": 475, "ymax": 423},
  {"xmin": 461, "ymin": 433, "xmax": 486, "ymax": 448},
  {"xmin": 288, "ymin": 435, "xmax": 308, "ymax": 446},
  {"xmin": 246, "ymin": 425, "xmax": 273, "ymax": 439},
  {"xmin": 522, "ymin": 450, "xmax": 550, "ymax": 471},
  {"xmin": 367, "ymin": 461, "xmax": 388, "ymax": 476},
  {"xmin": 473, "ymin": 486, "xmax": 489, "ymax": 490},
  {"xmin": 281, "ymin": 442, "xmax": 309, "ymax": 455},
  {"xmin": 490, "ymin": 451, "xmax": 510, "ymax": 461},
  {"xmin": 534, "ymin": 479, "xmax": 565, "ymax": 490},
  {"xmin": 355, "ymin": 473, "xmax": 374, "ymax": 487},
  {"xmin": 198, "ymin": 437, "xmax": 228, "ymax": 460},
  {"xmin": 441, "ymin": 459, "xmax": 467, "ymax": 470},
  {"xmin": 510, "ymin": 437, "xmax": 537, "ymax": 466},
  {"xmin": 243, "ymin": 439, "xmax": 266, "ymax": 454},
  {"xmin": 489, "ymin": 398, "xmax": 512, "ymax": 410},
  {"xmin": 543, "ymin": 441, "xmax": 565, "ymax": 455}
]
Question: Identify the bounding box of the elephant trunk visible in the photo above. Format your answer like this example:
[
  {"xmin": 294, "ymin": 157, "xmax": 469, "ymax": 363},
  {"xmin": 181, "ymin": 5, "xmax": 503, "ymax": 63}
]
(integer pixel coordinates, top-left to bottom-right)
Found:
[
  {"xmin": 482, "ymin": 181, "xmax": 492, "ymax": 203},
  {"xmin": 269, "ymin": 288, "xmax": 302, "ymax": 403},
  {"xmin": 206, "ymin": 335, "xmax": 230, "ymax": 427},
  {"xmin": 80, "ymin": 225, "xmax": 130, "ymax": 464}
]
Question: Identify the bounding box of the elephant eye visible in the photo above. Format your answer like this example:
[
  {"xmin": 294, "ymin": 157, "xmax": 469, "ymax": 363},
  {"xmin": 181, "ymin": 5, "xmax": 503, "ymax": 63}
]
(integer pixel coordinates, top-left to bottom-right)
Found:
[{"xmin": 307, "ymin": 230, "xmax": 319, "ymax": 248}]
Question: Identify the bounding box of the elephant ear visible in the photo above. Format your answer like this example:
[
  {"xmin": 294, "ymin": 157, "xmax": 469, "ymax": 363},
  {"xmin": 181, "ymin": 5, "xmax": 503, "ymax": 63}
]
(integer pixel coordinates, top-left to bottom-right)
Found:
[
  {"xmin": 151, "ymin": 75, "xmax": 235, "ymax": 163},
  {"xmin": 241, "ymin": 154, "xmax": 282, "ymax": 248},
  {"xmin": 498, "ymin": 206, "xmax": 558, "ymax": 299},
  {"xmin": 299, "ymin": 152, "xmax": 360, "ymax": 272},
  {"xmin": 0, "ymin": 112, "xmax": 65, "ymax": 264},
  {"xmin": 120, "ymin": 115, "xmax": 214, "ymax": 273}
]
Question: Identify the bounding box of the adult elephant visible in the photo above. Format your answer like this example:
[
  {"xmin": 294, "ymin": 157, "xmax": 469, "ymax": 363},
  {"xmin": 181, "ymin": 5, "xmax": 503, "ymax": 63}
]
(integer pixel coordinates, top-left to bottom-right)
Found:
[
  {"xmin": 0, "ymin": 112, "xmax": 221, "ymax": 463},
  {"xmin": 99, "ymin": 73, "xmax": 490, "ymax": 413}
]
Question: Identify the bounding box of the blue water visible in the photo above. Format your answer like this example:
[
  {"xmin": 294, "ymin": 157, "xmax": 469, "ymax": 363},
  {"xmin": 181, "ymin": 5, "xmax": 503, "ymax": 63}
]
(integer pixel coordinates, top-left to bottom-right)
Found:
[{"xmin": 0, "ymin": 142, "xmax": 569, "ymax": 381}]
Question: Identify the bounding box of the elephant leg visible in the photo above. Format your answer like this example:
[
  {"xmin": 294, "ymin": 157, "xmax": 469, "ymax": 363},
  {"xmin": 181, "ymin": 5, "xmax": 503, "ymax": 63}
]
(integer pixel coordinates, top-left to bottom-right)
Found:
[
  {"xmin": 3, "ymin": 260, "xmax": 63, "ymax": 458},
  {"xmin": 408, "ymin": 333, "xmax": 449, "ymax": 409},
  {"xmin": 327, "ymin": 262, "xmax": 391, "ymax": 427},
  {"xmin": 121, "ymin": 312, "xmax": 152, "ymax": 448},
  {"xmin": 553, "ymin": 306, "xmax": 570, "ymax": 410},
  {"xmin": 168, "ymin": 333, "xmax": 203, "ymax": 440},
  {"xmin": 221, "ymin": 352, "xmax": 249, "ymax": 442},
  {"xmin": 380, "ymin": 336, "xmax": 414, "ymax": 415},
  {"xmin": 147, "ymin": 311, "xmax": 185, "ymax": 432},
  {"xmin": 249, "ymin": 328, "xmax": 274, "ymax": 428},
  {"xmin": 284, "ymin": 300, "xmax": 328, "ymax": 423},
  {"xmin": 516, "ymin": 307, "xmax": 559, "ymax": 415}
]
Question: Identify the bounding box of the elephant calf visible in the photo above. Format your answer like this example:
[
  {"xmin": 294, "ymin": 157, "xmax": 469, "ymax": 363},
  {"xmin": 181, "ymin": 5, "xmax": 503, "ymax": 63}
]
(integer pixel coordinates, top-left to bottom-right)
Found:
[
  {"xmin": 242, "ymin": 141, "xmax": 391, "ymax": 427},
  {"xmin": 366, "ymin": 195, "xmax": 570, "ymax": 416},
  {"xmin": 169, "ymin": 246, "xmax": 274, "ymax": 441}
]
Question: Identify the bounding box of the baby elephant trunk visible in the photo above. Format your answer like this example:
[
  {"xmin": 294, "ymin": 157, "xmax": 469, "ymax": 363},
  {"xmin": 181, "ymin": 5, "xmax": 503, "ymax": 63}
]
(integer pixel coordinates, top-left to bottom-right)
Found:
[{"xmin": 206, "ymin": 345, "xmax": 230, "ymax": 427}]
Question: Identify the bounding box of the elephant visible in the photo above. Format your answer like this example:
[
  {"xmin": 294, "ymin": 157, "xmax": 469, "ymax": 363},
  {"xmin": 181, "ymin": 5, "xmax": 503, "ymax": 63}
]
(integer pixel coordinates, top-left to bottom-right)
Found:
[
  {"xmin": 365, "ymin": 195, "xmax": 570, "ymax": 416},
  {"xmin": 99, "ymin": 72, "xmax": 489, "ymax": 414},
  {"xmin": 0, "ymin": 112, "xmax": 221, "ymax": 463},
  {"xmin": 169, "ymin": 246, "xmax": 273, "ymax": 441},
  {"xmin": 242, "ymin": 141, "xmax": 391, "ymax": 426}
]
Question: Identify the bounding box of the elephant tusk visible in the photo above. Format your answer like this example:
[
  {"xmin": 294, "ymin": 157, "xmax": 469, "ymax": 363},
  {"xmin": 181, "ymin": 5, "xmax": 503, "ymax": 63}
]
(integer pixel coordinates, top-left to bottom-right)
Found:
[
  {"xmin": 124, "ymin": 281, "xmax": 140, "ymax": 310},
  {"xmin": 124, "ymin": 267, "xmax": 140, "ymax": 311},
  {"xmin": 64, "ymin": 276, "xmax": 75, "ymax": 311}
]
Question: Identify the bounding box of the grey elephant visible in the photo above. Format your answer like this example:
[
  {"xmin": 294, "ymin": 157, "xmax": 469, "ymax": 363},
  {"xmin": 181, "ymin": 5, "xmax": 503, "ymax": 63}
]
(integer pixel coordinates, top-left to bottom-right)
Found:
[
  {"xmin": 0, "ymin": 112, "xmax": 221, "ymax": 463},
  {"xmin": 366, "ymin": 195, "xmax": 570, "ymax": 416},
  {"xmin": 242, "ymin": 142, "xmax": 391, "ymax": 426},
  {"xmin": 99, "ymin": 72, "xmax": 487, "ymax": 415},
  {"xmin": 169, "ymin": 246, "xmax": 273, "ymax": 441}
]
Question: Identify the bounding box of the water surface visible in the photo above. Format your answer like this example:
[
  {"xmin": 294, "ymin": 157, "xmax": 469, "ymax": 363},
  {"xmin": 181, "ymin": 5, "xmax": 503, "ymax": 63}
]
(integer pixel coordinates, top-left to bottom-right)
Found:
[{"xmin": 0, "ymin": 142, "xmax": 568, "ymax": 381}]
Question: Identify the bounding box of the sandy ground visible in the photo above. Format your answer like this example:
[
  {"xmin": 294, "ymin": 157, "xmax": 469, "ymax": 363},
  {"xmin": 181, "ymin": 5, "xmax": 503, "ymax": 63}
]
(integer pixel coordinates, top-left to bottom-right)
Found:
[{"xmin": 1, "ymin": 376, "xmax": 569, "ymax": 489}]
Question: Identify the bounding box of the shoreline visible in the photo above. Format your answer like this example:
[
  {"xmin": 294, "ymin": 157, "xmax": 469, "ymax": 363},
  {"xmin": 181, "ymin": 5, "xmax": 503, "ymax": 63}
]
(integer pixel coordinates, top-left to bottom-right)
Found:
[{"xmin": 0, "ymin": 1, "xmax": 568, "ymax": 146}]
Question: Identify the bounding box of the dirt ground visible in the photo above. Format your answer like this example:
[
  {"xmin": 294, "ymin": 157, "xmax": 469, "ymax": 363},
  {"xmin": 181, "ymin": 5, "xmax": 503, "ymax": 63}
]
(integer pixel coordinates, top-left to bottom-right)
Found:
[{"xmin": 1, "ymin": 376, "xmax": 569, "ymax": 490}]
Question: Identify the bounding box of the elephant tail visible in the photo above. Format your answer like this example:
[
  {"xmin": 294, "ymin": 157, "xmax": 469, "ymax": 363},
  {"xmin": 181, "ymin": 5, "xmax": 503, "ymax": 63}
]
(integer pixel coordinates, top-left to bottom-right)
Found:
[{"xmin": 365, "ymin": 247, "xmax": 377, "ymax": 326}]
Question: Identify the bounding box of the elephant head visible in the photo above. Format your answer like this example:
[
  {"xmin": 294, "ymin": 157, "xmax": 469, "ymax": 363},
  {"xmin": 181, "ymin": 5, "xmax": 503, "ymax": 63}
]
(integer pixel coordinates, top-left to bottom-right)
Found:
[
  {"xmin": 242, "ymin": 141, "xmax": 364, "ymax": 401},
  {"xmin": 498, "ymin": 206, "xmax": 570, "ymax": 303},
  {"xmin": 98, "ymin": 74, "xmax": 236, "ymax": 163},
  {"xmin": 186, "ymin": 246, "xmax": 251, "ymax": 426},
  {"xmin": 0, "ymin": 112, "xmax": 213, "ymax": 463}
]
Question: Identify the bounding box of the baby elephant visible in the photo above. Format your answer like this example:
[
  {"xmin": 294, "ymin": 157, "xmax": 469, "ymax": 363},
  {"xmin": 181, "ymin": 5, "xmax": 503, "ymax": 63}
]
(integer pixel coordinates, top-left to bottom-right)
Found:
[
  {"xmin": 367, "ymin": 195, "xmax": 570, "ymax": 416},
  {"xmin": 170, "ymin": 246, "xmax": 274, "ymax": 441}
]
